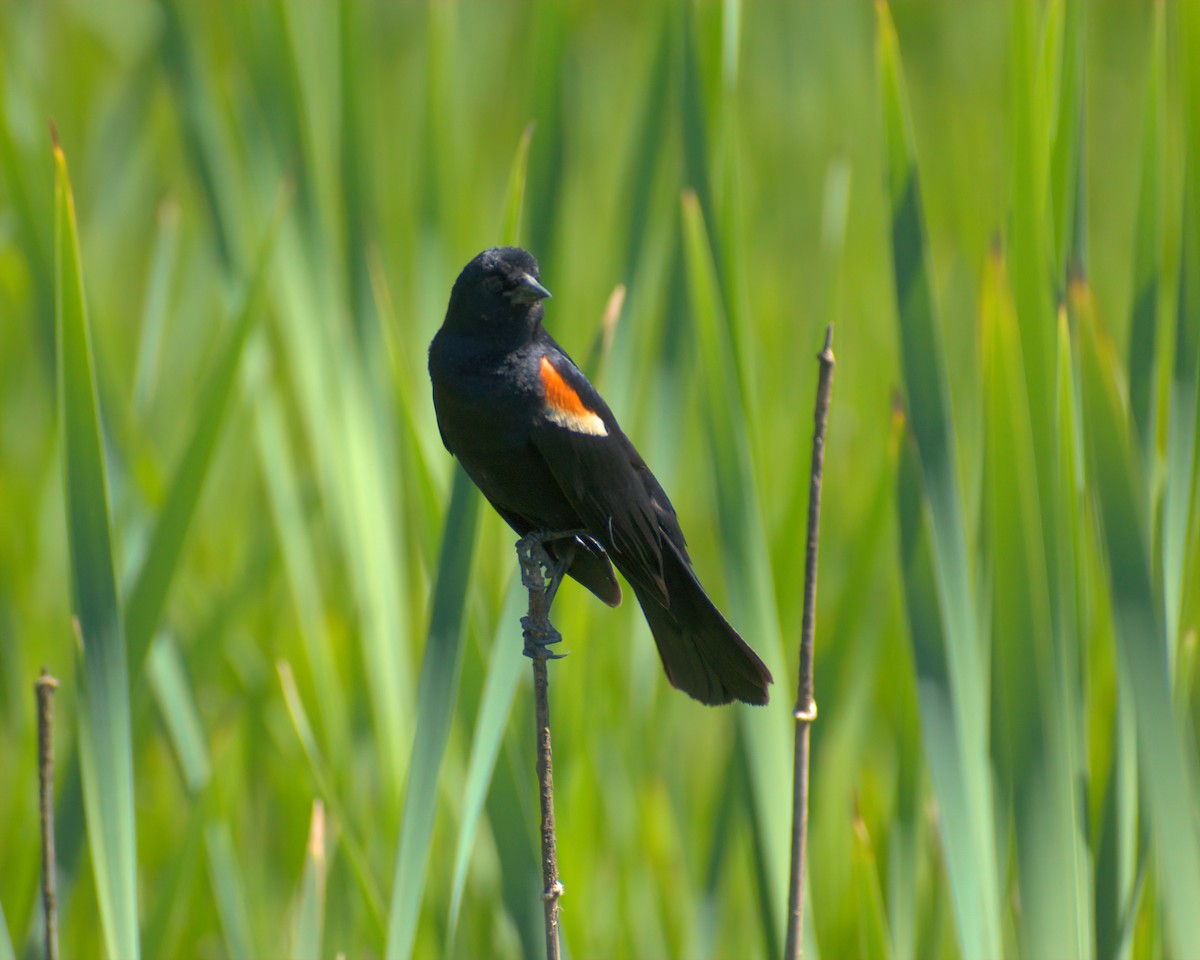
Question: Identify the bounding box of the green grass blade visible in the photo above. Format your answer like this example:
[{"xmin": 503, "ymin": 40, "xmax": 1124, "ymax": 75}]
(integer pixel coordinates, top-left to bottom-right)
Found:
[
  {"xmin": 877, "ymin": 7, "xmax": 1001, "ymax": 956},
  {"xmin": 0, "ymin": 68, "xmax": 54, "ymax": 372},
  {"xmin": 487, "ymin": 739, "xmax": 543, "ymax": 959},
  {"xmin": 336, "ymin": 2, "xmax": 371, "ymax": 331},
  {"xmin": 982, "ymin": 237, "xmax": 1050, "ymax": 804},
  {"xmin": 447, "ymin": 579, "xmax": 525, "ymax": 933},
  {"xmin": 369, "ymin": 244, "xmax": 446, "ymax": 562},
  {"xmin": 678, "ymin": 4, "xmax": 715, "ymax": 247},
  {"xmin": 0, "ymin": 898, "xmax": 14, "ymax": 960},
  {"xmin": 1053, "ymin": 309, "xmax": 1096, "ymax": 959},
  {"xmin": 141, "ymin": 805, "xmax": 207, "ymax": 960},
  {"xmin": 1047, "ymin": 0, "xmax": 1086, "ymax": 283},
  {"xmin": 267, "ymin": 173, "xmax": 413, "ymax": 799},
  {"xmin": 849, "ymin": 813, "xmax": 892, "ymax": 960},
  {"xmin": 982, "ymin": 248, "xmax": 1089, "ymax": 959},
  {"xmin": 1094, "ymin": 705, "xmax": 1142, "ymax": 960},
  {"xmin": 893, "ymin": 417, "xmax": 980, "ymax": 960},
  {"xmin": 500, "ymin": 122, "xmax": 535, "ymax": 248},
  {"xmin": 523, "ymin": 3, "xmax": 568, "ymax": 272},
  {"xmin": 1075, "ymin": 280, "xmax": 1200, "ymax": 955},
  {"xmin": 1008, "ymin": 0, "xmax": 1058, "ymax": 480},
  {"xmin": 146, "ymin": 633, "xmax": 211, "ymax": 794},
  {"xmin": 721, "ymin": 0, "xmax": 741, "ymax": 89},
  {"xmin": 157, "ymin": 0, "xmax": 242, "ymax": 275},
  {"xmin": 1127, "ymin": 2, "xmax": 1163, "ymax": 455},
  {"xmin": 277, "ymin": 661, "xmax": 386, "ymax": 931},
  {"xmin": 886, "ymin": 618, "xmax": 925, "ymax": 960},
  {"xmin": 1164, "ymin": 0, "xmax": 1200, "ymax": 658},
  {"xmin": 132, "ymin": 198, "xmax": 180, "ymax": 416},
  {"xmin": 206, "ymin": 821, "xmax": 256, "ymax": 960},
  {"xmin": 680, "ymin": 189, "xmax": 789, "ymax": 953},
  {"xmin": 253, "ymin": 375, "xmax": 348, "ymax": 754},
  {"xmin": 290, "ymin": 800, "xmax": 327, "ymax": 960},
  {"xmin": 618, "ymin": 9, "xmax": 672, "ymax": 292},
  {"xmin": 385, "ymin": 468, "xmax": 480, "ymax": 960},
  {"xmin": 124, "ymin": 185, "xmax": 288, "ymax": 678},
  {"xmin": 1171, "ymin": 229, "xmax": 1200, "ymax": 650},
  {"xmin": 54, "ymin": 137, "xmax": 140, "ymax": 960}
]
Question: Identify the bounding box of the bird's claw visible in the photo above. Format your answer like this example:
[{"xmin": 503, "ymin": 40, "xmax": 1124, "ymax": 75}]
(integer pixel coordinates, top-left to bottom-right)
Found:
[{"xmin": 521, "ymin": 615, "xmax": 567, "ymax": 660}]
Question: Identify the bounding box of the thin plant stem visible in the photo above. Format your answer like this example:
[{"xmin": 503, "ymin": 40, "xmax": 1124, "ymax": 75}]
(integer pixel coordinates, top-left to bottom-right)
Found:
[
  {"xmin": 517, "ymin": 533, "xmax": 576, "ymax": 960},
  {"xmin": 36, "ymin": 666, "xmax": 60, "ymax": 960},
  {"xmin": 532, "ymin": 657, "xmax": 562, "ymax": 960},
  {"xmin": 785, "ymin": 325, "xmax": 835, "ymax": 960}
]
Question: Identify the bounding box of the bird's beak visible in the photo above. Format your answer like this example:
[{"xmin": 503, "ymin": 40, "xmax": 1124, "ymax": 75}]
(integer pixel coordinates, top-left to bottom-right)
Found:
[{"xmin": 509, "ymin": 273, "xmax": 553, "ymax": 304}]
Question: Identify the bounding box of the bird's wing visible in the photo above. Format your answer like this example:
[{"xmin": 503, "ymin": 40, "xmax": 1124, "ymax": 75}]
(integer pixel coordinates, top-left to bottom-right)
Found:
[{"xmin": 529, "ymin": 350, "xmax": 686, "ymax": 604}]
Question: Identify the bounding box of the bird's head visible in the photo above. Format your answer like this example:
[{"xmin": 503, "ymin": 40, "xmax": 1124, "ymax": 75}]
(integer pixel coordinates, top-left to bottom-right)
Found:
[{"xmin": 443, "ymin": 246, "xmax": 552, "ymax": 341}]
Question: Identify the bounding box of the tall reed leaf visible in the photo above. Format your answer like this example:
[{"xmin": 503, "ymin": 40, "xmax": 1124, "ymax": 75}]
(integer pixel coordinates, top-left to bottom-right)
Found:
[
  {"xmin": 447, "ymin": 580, "xmax": 526, "ymax": 933},
  {"xmin": 1126, "ymin": 2, "xmax": 1163, "ymax": 457},
  {"xmin": 146, "ymin": 634, "xmax": 211, "ymax": 794},
  {"xmin": 1163, "ymin": 4, "xmax": 1200, "ymax": 661},
  {"xmin": 158, "ymin": 0, "xmax": 241, "ymax": 275},
  {"xmin": 290, "ymin": 800, "xmax": 328, "ymax": 960},
  {"xmin": 849, "ymin": 814, "xmax": 891, "ymax": 960},
  {"xmin": 277, "ymin": 662, "xmax": 385, "ymax": 931},
  {"xmin": 1164, "ymin": 222, "xmax": 1199, "ymax": 667},
  {"xmin": 1046, "ymin": 0, "xmax": 1086, "ymax": 285},
  {"xmin": 385, "ymin": 469, "xmax": 479, "ymax": 960},
  {"xmin": 254, "ymin": 378, "xmax": 349, "ymax": 754},
  {"xmin": 877, "ymin": 7, "xmax": 1001, "ymax": 956},
  {"xmin": 0, "ymin": 898, "xmax": 14, "ymax": 960},
  {"xmin": 54, "ymin": 136, "xmax": 140, "ymax": 960},
  {"xmin": 982, "ymin": 249, "xmax": 1089, "ymax": 959},
  {"xmin": 132, "ymin": 199, "xmax": 179, "ymax": 416},
  {"xmin": 124, "ymin": 185, "xmax": 287, "ymax": 677},
  {"xmin": 681, "ymin": 189, "xmax": 789, "ymax": 953},
  {"xmin": 1052, "ymin": 311, "xmax": 1095, "ymax": 959},
  {"xmin": 1008, "ymin": 0, "xmax": 1058, "ymax": 490},
  {"xmin": 206, "ymin": 821, "xmax": 256, "ymax": 960},
  {"xmin": 1075, "ymin": 281, "xmax": 1200, "ymax": 954}
]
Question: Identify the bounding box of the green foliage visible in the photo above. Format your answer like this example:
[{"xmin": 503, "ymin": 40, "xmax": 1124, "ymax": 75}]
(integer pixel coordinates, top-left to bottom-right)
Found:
[
  {"xmin": 1, "ymin": 3, "xmax": 1196, "ymax": 958},
  {"xmin": 54, "ymin": 138, "xmax": 140, "ymax": 960}
]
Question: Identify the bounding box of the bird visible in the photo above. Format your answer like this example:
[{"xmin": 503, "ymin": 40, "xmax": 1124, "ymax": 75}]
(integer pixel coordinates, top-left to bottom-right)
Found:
[{"xmin": 428, "ymin": 246, "xmax": 772, "ymax": 706}]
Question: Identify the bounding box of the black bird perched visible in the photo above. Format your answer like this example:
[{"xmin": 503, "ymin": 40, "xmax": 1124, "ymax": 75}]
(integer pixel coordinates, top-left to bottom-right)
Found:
[{"xmin": 428, "ymin": 246, "xmax": 772, "ymax": 706}]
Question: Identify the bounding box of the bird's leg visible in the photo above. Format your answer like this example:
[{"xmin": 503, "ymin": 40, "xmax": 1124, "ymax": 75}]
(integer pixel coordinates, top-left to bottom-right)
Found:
[{"xmin": 517, "ymin": 530, "xmax": 585, "ymax": 660}]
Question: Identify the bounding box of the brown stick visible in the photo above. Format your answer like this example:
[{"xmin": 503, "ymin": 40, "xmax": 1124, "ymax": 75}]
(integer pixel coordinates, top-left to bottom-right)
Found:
[
  {"xmin": 36, "ymin": 666, "xmax": 61, "ymax": 960},
  {"xmin": 532, "ymin": 657, "xmax": 563, "ymax": 960},
  {"xmin": 784, "ymin": 326, "xmax": 835, "ymax": 960},
  {"xmin": 517, "ymin": 534, "xmax": 570, "ymax": 960}
]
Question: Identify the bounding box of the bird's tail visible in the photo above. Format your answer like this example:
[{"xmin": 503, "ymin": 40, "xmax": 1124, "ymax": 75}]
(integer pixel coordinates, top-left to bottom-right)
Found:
[{"xmin": 630, "ymin": 543, "xmax": 772, "ymax": 706}]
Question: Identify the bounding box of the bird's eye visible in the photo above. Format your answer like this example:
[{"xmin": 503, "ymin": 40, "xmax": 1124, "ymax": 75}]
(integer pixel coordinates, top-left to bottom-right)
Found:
[{"xmin": 483, "ymin": 275, "xmax": 503, "ymax": 294}]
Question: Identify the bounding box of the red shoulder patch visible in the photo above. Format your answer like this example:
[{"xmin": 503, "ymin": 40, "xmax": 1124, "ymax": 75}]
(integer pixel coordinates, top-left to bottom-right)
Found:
[{"xmin": 539, "ymin": 356, "xmax": 608, "ymax": 436}]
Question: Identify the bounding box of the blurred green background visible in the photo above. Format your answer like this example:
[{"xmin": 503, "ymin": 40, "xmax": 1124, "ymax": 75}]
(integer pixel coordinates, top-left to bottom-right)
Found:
[{"xmin": 2, "ymin": 2, "xmax": 1198, "ymax": 958}]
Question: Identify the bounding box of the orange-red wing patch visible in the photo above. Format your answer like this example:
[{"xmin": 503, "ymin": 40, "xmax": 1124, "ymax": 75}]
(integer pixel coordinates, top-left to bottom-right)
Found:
[{"xmin": 539, "ymin": 356, "xmax": 608, "ymax": 436}]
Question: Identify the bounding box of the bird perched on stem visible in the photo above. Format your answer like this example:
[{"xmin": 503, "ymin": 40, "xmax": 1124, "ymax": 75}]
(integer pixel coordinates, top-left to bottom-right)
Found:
[{"xmin": 428, "ymin": 246, "xmax": 772, "ymax": 706}]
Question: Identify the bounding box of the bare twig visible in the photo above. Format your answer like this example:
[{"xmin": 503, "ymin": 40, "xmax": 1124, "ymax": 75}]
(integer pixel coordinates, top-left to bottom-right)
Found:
[
  {"xmin": 36, "ymin": 666, "xmax": 61, "ymax": 960},
  {"xmin": 785, "ymin": 326, "xmax": 835, "ymax": 960},
  {"xmin": 532, "ymin": 657, "xmax": 563, "ymax": 960},
  {"xmin": 517, "ymin": 533, "xmax": 578, "ymax": 960}
]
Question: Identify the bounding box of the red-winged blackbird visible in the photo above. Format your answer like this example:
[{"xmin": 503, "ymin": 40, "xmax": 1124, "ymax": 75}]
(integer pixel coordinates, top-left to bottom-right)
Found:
[{"xmin": 428, "ymin": 247, "xmax": 772, "ymax": 706}]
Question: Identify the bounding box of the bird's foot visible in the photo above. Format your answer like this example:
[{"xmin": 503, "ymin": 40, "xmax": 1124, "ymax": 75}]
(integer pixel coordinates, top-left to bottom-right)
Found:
[
  {"xmin": 522, "ymin": 615, "xmax": 566, "ymax": 660},
  {"xmin": 521, "ymin": 528, "xmax": 588, "ymax": 550},
  {"xmin": 516, "ymin": 529, "xmax": 586, "ymax": 592},
  {"xmin": 517, "ymin": 529, "xmax": 583, "ymax": 660}
]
